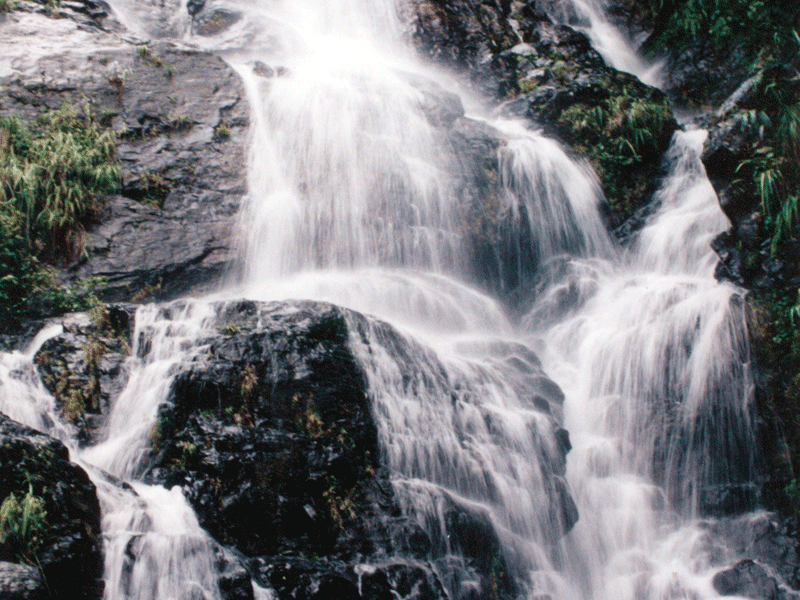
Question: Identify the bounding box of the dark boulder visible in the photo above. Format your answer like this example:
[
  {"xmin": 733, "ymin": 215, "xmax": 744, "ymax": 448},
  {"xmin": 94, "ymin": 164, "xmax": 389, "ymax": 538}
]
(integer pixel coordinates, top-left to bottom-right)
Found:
[
  {"xmin": 709, "ymin": 512, "xmax": 800, "ymax": 591},
  {"xmin": 713, "ymin": 560, "xmax": 780, "ymax": 600},
  {"xmin": 0, "ymin": 414, "xmax": 102, "ymax": 600},
  {"xmin": 34, "ymin": 307, "xmax": 134, "ymax": 445},
  {"xmin": 142, "ymin": 299, "xmax": 573, "ymax": 600}
]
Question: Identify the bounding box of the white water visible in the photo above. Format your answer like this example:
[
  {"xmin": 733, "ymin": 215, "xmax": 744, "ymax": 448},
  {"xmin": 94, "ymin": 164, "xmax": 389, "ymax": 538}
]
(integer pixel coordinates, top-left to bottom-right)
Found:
[
  {"xmin": 531, "ymin": 130, "xmax": 756, "ymax": 599},
  {"xmin": 0, "ymin": 307, "xmax": 225, "ymax": 600},
  {"xmin": 0, "ymin": 1, "xmax": 766, "ymax": 600},
  {"xmin": 542, "ymin": 0, "xmax": 665, "ymax": 88}
]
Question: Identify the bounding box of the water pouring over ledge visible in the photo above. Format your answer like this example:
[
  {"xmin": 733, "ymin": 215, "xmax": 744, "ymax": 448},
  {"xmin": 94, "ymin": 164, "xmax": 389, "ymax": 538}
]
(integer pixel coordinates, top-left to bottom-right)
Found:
[{"xmin": 0, "ymin": 0, "xmax": 776, "ymax": 599}]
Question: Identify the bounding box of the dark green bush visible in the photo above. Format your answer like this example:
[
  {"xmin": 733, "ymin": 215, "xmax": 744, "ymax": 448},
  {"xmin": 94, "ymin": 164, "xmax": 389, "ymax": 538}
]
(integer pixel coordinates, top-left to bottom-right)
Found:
[
  {"xmin": 559, "ymin": 82, "xmax": 675, "ymax": 226},
  {"xmin": 635, "ymin": 0, "xmax": 800, "ymax": 58},
  {"xmin": 0, "ymin": 103, "xmax": 119, "ymax": 329}
]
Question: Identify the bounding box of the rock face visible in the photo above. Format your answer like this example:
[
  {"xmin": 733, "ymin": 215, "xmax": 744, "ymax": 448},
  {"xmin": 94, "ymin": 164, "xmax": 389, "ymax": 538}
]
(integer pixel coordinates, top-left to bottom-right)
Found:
[
  {"xmin": 0, "ymin": 3, "xmax": 248, "ymax": 302},
  {"xmin": 407, "ymin": 0, "xmax": 677, "ymax": 232},
  {"xmin": 0, "ymin": 562, "xmax": 46, "ymax": 600},
  {"xmin": 710, "ymin": 513, "xmax": 800, "ymax": 595},
  {"xmin": 0, "ymin": 414, "xmax": 103, "ymax": 600},
  {"xmin": 141, "ymin": 299, "xmax": 574, "ymax": 600},
  {"xmin": 34, "ymin": 307, "xmax": 134, "ymax": 445}
]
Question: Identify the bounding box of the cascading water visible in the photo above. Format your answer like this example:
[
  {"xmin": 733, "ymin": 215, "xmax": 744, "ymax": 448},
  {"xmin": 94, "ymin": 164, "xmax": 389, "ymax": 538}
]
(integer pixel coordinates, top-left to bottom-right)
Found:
[
  {"xmin": 529, "ymin": 130, "xmax": 757, "ymax": 599},
  {"xmin": 0, "ymin": 307, "xmax": 226, "ymax": 600},
  {"xmin": 0, "ymin": 0, "xmax": 771, "ymax": 599},
  {"xmin": 541, "ymin": 0, "xmax": 664, "ymax": 87}
]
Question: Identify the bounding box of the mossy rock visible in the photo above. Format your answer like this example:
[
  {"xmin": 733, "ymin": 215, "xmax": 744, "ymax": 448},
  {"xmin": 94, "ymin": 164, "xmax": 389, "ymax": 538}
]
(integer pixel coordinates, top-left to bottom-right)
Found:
[{"xmin": 507, "ymin": 50, "xmax": 677, "ymax": 230}]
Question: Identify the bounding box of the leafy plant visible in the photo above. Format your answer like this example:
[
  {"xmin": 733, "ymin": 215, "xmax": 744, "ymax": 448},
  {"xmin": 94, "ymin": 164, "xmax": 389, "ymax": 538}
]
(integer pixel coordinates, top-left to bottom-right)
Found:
[
  {"xmin": 639, "ymin": 0, "xmax": 800, "ymax": 60},
  {"xmin": 322, "ymin": 477, "xmax": 357, "ymax": 529},
  {"xmin": 0, "ymin": 480, "xmax": 48, "ymax": 566},
  {"xmin": 176, "ymin": 440, "xmax": 198, "ymax": 470},
  {"xmin": 732, "ymin": 68, "xmax": 800, "ymax": 253},
  {"xmin": 214, "ymin": 124, "xmax": 231, "ymax": 140},
  {"xmin": 218, "ymin": 322, "xmax": 240, "ymax": 336},
  {"xmin": 0, "ymin": 104, "xmax": 119, "ymax": 260},
  {"xmin": 558, "ymin": 82, "xmax": 674, "ymax": 225}
]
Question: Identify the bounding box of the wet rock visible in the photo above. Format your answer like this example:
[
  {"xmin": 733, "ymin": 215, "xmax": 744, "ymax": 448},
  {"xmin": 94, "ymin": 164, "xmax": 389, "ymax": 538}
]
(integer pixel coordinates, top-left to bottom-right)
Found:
[
  {"xmin": 408, "ymin": 0, "xmax": 676, "ymax": 231},
  {"xmin": 147, "ymin": 300, "xmax": 387, "ymax": 557},
  {"xmin": 713, "ymin": 559, "xmax": 780, "ymax": 600},
  {"xmin": 0, "ymin": 14, "xmax": 248, "ymax": 302},
  {"xmin": 405, "ymin": 74, "xmax": 465, "ymax": 128},
  {"xmin": 709, "ymin": 512, "xmax": 800, "ymax": 590},
  {"xmin": 0, "ymin": 414, "xmax": 102, "ymax": 600},
  {"xmin": 408, "ymin": 0, "xmax": 536, "ymax": 97},
  {"xmin": 0, "ymin": 562, "xmax": 45, "ymax": 600},
  {"xmin": 193, "ymin": 9, "xmax": 242, "ymax": 37},
  {"xmin": 187, "ymin": 0, "xmax": 205, "ymax": 17},
  {"xmin": 33, "ymin": 306, "xmax": 134, "ymax": 445},
  {"xmin": 216, "ymin": 545, "xmax": 255, "ymax": 600},
  {"xmin": 253, "ymin": 61, "xmax": 275, "ymax": 78},
  {"xmin": 143, "ymin": 299, "xmax": 572, "ymax": 600}
]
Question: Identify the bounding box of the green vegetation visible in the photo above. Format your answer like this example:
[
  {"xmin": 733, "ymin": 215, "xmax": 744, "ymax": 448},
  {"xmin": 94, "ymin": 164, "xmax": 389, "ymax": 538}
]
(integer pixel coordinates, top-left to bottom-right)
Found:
[
  {"xmin": 558, "ymin": 81, "xmax": 675, "ymax": 226},
  {"xmin": 732, "ymin": 68, "xmax": 800, "ymax": 254},
  {"xmin": 749, "ymin": 288, "xmax": 800, "ymax": 511},
  {"xmin": 0, "ymin": 0, "xmax": 17, "ymax": 13},
  {"xmin": 715, "ymin": 67, "xmax": 800, "ymax": 506},
  {"xmin": 0, "ymin": 479, "xmax": 48, "ymax": 567},
  {"xmin": 322, "ymin": 476, "xmax": 357, "ymax": 529},
  {"xmin": 218, "ymin": 322, "xmax": 240, "ymax": 336},
  {"xmin": 139, "ymin": 170, "xmax": 169, "ymax": 208},
  {"xmin": 634, "ymin": 0, "xmax": 800, "ymax": 59},
  {"xmin": 293, "ymin": 394, "xmax": 326, "ymax": 439},
  {"xmin": 0, "ymin": 103, "xmax": 120, "ymax": 329},
  {"xmin": 176, "ymin": 440, "xmax": 198, "ymax": 470},
  {"xmin": 214, "ymin": 123, "xmax": 231, "ymax": 140},
  {"xmin": 135, "ymin": 43, "xmax": 174, "ymax": 78}
]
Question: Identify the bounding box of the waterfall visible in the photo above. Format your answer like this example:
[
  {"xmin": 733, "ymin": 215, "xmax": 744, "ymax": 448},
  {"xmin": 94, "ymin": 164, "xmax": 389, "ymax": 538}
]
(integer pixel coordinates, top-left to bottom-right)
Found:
[
  {"xmin": 541, "ymin": 0, "xmax": 664, "ymax": 88},
  {"xmin": 1, "ymin": 0, "xmax": 765, "ymax": 599},
  {"xmin": 530, "ymin": 130, "xmax": 755, "ymax": 599}
]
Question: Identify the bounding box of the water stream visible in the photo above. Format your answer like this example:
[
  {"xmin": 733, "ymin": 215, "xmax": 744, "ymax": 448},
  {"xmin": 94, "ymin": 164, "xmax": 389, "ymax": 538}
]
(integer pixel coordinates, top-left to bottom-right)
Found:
[{"xmin": 0, "ymin": 0, "xmax": 767, "ymax": 599}]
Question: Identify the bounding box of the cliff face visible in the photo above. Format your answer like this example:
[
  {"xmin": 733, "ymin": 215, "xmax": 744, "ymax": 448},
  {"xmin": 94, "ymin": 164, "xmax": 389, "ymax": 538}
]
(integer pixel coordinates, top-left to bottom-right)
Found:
[{"xmin": 1, "ymin": 0, "xmax": 248, "ymax": 305}]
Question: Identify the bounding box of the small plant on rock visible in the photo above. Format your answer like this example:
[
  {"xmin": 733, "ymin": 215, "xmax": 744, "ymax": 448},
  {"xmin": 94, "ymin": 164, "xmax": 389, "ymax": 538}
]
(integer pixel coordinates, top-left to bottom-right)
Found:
[
  {"xmin": 0, "ymin": 479, "xmax": 48, "ymax": 567},
  {"xmin": 214, "ymin": 123, "xmax": 231, "ymax": 140},
  {"xmin": 218, "ymin": 322, "xmax": 240, "ymax": 336}
]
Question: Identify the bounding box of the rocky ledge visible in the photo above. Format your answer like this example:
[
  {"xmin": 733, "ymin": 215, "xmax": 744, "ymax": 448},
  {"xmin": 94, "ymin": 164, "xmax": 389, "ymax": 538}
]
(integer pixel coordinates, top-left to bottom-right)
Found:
[
  {"xmin": 0, "ymin": 0, "xmax": 248, "ymax": 302},
  {"xmin": 143, "ymin": 299, "xmax": 576, "ymax": 600},
  {"xmin": 0, "ymin": 414, "xmax": 102, "ymax": 600}
]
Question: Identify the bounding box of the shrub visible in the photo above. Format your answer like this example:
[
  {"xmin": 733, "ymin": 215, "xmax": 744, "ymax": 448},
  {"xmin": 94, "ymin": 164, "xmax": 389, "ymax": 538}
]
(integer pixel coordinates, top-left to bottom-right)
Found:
[
  {"xmin": 558, "ymin": 81, "xmax": 675, "ymax": 226},
  {"xmin": 638, "ymin": 0, "xmax": 800, "ymax": 59},
  {"xmin": 732, "ymin": 68, "xmax": 800, "ymax": 253},
  {"xmin": 1, "ymin": 104, "xmax": 119, "ymax": 259},
  {"xmin": 0, "ymin": 104, "xmax": 119, "ymax": 328},
  {"xmin": 0, "ymin": 480, "xmax": 48, "ymax": 566}
]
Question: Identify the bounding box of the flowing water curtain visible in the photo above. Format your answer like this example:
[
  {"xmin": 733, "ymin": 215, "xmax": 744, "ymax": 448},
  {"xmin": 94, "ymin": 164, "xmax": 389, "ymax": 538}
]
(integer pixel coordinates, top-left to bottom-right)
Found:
[
  {"xmin": 540, "ymin": 0, "xmax": 665, "ymax": 87},
  {"xmin": 346, "ymin": 313, "xmax": 579, "ymax": 597},
  {"xmin": 530, "ymin": 131, "xmax": 758, "ymax": 600}
]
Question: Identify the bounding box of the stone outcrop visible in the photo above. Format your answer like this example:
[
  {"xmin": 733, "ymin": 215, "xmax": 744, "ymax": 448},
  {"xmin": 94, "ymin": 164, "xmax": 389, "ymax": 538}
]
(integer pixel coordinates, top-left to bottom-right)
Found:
[
  {"xmin": 34, "ymin": 307, "xmax": 134, "ymax": 445},
  {"xmin": 139, "ymin": 299, "xmax": 574, "ymax": 600},
  {"xmin": 0, "ymin": 2, "xmax": 248, "ymax": 302},
  {"xmin": 0, "ymin": 414, "xmax": 102, "ymax": 600},
  {"xmin": 407, "ymin": 0, "xmax": 677, "ymax": 232}
]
